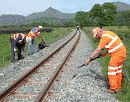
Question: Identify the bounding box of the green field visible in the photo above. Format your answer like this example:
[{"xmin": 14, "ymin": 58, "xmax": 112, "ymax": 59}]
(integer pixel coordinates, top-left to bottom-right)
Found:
[
  {"xmin": 82, "ymin": 26, "xmax": 130, "ymax": 102},
  {"xmin": 0, "ymin": 27, "xmax": 72, "ymax": 67}
]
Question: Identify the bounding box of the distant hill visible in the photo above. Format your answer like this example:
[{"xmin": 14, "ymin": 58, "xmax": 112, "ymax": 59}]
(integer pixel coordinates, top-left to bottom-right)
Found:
[
  {"xmin": 0, "ymin": 7, "xmax": 75, "ymax": 25},
  {"xmin": 28, "ymin": 17, "xmax": 65, "ymax": 26},
  {"xmin": 26, "ymin": 7, "xmax": 75, "ymax": 20},
  {"xmin": 111, "ymin": 1, "xmax": 130, "ymax": 11},
  {"xmin": 0, "ymin": 14, "xmax": 27, "ymax": 24}
]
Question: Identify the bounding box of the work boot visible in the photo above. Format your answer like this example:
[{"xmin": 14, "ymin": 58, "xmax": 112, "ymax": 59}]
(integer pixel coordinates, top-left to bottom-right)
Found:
[
  {"xmin": 107, "ymin": 89, "xmax": 117, "ymax": 94},
  {"xmin": 107, "ymin": 83, "xmax": 111, "ymax": 89}
]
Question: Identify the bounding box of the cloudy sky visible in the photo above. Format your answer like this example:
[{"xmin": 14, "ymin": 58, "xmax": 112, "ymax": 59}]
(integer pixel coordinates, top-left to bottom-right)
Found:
[{"xmin": 0, "ymin": 0, "xmax": 129, "ymax": 16}]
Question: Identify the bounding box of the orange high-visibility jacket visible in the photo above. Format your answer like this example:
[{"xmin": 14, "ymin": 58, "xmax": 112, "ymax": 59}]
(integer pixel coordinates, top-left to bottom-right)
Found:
[
  {"xmin": 27, "ymin": 31, "xmax": 40, "ymax": 40},
  {"xmin": 11, "ymin": 33, "xmax": 26, "ymax": 40},
  {"xmin": 98, "ymin": 31, "xmax": 126, "ymax": 56}
]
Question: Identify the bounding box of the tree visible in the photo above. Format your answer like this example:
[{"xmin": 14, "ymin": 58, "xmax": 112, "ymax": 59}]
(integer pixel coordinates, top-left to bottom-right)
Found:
[
  {"xmin": 121, "ymin": 10, "xmax": 130, "ymax": 28},
  {"xmin": 75, "ymin": 11, "xmax": 88, "ymax": 28},
  {"xmin": 75, "ymin": 2, "xmax": 117, "ymax": 27},
  {"xmin": 101, "ymin": 3, "xmax": 116, "ymax": 25},
  {"xmin": 90, "ymin": 4, "xmax": 102, "ymax": 25},
  {"xmin": 90, "ymin": 3, "xmax": 116, "ymax": 26},
  {"xmin": 64, "ymin": 20, "xmax": 74, "ymax": 27}
]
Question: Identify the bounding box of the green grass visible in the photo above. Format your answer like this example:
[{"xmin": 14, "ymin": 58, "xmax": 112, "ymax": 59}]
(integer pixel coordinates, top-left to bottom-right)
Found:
[
  {"xmin": 82, "ymin": 26, "xmax": 130, "ymax": 102},
  {"xmin": 0, "ymin": 27, "xmax": 72, "ymax": 67},
  {"xmin": 0, "ymin": 34, "xmax": 11, "ymax": 67},
  {"xmin": 35, "ymin": 27, "xmax": 72, "ymax": 45}
]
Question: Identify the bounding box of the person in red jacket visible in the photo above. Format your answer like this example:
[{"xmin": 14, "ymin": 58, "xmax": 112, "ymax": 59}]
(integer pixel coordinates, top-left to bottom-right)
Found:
[{"xmin": 84, "ymin": 27, "xmax": 126, "ymax": 93}]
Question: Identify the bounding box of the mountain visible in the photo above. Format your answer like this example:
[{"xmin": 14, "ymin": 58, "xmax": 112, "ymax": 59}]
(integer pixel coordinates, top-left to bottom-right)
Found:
[
  {"xmin": 0, "ymin": 14, "xmax": 27, "ymax": 24},
  {"xmin": 111, "ymin": 1, "xmax": 130, "ymax": 11},
  {"xmin": 0, "ymin": 7, "xmax": 75, "ymax": 25},
  {"xmin": 26, "ymin": 7, "xmax": 75, "ymax": 20}
]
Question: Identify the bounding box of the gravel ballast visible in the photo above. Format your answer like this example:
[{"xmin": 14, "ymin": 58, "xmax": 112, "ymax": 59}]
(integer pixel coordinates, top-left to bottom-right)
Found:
[
  {"xmin": 45, "ymin": 30, "xmax": 119, "ymax": 102},
  {"xmin": 0, "ymin": 29, "xmax": 119, "ymax": 102}
]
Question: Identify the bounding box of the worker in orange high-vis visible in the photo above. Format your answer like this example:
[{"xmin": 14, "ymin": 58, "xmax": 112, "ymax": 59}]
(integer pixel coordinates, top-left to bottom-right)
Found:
[
  {"xmin": 26, "ymin": 25, "xmax": 46, "ymax": 55},
  {"xmin": 84, "ymin": 27, "xmax": 126, "ymax": 94},
  {"xmin": 10, "ymin": 33, "xmax": 26, "ymax": 62}
]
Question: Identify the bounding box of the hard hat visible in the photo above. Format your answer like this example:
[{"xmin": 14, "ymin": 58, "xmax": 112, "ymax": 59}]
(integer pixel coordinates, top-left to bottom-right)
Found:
[
  {"xmin": 92, "ymin": 27, "xmax": 101, "ymax": 38},
  {"xmin": 38, "ymin": 25, "xmax": 43, "ymax": 29},
  {"xmin": 19, "ymin": 40, "xmax": 22, "ymax": 42}
]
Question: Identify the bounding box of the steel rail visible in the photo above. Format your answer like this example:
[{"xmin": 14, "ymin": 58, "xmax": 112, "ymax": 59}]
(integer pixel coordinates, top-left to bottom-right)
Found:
[
  {"xmin": 0, "ymin": 30, "xmax": 78, "ymax": 102},
  {"xmin": 35, "ymin": 30, "xmax": 81, "ymax": 102}
]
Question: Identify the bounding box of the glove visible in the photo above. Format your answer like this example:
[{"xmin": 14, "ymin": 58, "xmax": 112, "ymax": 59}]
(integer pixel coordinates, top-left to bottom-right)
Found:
[
  {"xmin": 14, "ymin": 48, "xmax": 16, "ymax": 51},
  {"xmin": 84, "ymin": 57, "xmax": 92, "ymax": 65},
  {"xmin": 42, "ymin": 41, "xmax": 46, "ymax": 45}
]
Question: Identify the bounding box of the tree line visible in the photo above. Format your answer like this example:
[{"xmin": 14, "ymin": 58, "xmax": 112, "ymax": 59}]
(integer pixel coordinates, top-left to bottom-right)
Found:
[{"xmin": 75, "ymin": 2, "xmax": 130, "ymax": 28}]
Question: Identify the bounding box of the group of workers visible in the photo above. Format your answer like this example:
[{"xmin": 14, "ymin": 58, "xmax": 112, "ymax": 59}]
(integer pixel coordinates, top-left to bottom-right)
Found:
[
  {"xmin": 10, "ymin": 25, "xmax": 46, "ymax": 63},
  {"xmin": 10, "ymin": 25, "xmax": 126, "ymax": 94}
]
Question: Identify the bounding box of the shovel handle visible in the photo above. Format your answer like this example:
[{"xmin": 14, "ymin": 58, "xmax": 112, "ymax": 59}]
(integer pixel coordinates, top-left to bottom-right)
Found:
[{"xmin": 78, "ymin": 64, "xmax": 86, "ymax": 68}]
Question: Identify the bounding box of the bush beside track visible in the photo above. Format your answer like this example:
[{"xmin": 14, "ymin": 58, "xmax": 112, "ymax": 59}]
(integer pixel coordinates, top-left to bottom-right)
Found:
[{"xmin": 82, "ymin": 26, "xmax": 130, "ymax": 102}]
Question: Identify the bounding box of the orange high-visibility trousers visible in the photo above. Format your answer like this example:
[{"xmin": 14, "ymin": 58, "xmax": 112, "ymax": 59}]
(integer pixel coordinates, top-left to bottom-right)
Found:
[{"xmin": 108, "ymin": 49, "xmax": 126, "ymax": 92}]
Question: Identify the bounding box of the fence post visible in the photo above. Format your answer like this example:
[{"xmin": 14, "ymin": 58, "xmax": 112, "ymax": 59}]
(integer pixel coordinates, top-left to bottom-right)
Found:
[{"xmin": 2, "ymin": 56, "xmax": 4, "ymax": 67}]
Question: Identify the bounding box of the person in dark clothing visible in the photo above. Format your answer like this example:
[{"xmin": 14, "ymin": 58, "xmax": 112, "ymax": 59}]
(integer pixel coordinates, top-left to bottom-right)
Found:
[
  {"xmin": 10, "ymin": 33, "xmax": 16, "ymax": 63},
  {"xmin": 10, "ymin": 33, "xmax": 26, "ymax": 62},
  {"xmin": 15, "ymin": 34, "xmax": 26, "ymax": 60},
  {"xmin": 77, "ymin": 26, "xmax": 79, "ymax": 30}
]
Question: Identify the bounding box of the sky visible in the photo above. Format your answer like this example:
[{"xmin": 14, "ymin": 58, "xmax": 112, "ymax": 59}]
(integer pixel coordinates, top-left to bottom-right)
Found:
[{"xmin": 0, "ymin": 0, "xmax": 130, "ymax": 16}]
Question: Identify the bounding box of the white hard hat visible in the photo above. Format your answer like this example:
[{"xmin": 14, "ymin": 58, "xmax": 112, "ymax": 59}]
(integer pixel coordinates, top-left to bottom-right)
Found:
[
  {"xmin": 92, "ymin": 27, "xmax": 101, "ymax": 38},
  {"xmin": 19, "ymin": 40, "xmax": 22, "ymax": 42},
  {"xmin": 38, "ymin": 26, "xmax": 43, "ymax": 29}
]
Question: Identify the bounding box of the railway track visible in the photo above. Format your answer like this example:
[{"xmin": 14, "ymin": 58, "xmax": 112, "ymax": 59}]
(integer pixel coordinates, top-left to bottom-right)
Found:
[{"xmin": 0, "ymin": 30, "xmax": 81, "ymax": 102}]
